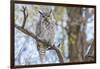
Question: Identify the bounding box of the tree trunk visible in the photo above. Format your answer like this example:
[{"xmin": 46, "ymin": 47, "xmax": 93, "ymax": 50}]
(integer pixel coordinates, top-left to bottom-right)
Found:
[{"xmin": 67, "ymin": 7, "xmax": 84, "ymax": 62}]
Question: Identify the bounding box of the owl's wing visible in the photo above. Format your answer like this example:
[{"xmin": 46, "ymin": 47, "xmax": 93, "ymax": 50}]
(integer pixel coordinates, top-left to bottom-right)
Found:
[{"xmin": 36, "ymin": 21, "xmax": 41, "ymax": 37}]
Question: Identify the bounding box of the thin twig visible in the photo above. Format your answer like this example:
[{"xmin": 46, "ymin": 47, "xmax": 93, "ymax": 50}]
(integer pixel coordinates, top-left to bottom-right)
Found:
[{"xmin": 21, "ymin": 6, "xmax": 28, "ymax": 28}]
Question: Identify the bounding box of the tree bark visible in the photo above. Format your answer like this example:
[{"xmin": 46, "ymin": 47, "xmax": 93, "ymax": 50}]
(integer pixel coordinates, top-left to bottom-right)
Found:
[{"xmin": 67, "ymin": 7, "xmax": 84, "ymax": 62}]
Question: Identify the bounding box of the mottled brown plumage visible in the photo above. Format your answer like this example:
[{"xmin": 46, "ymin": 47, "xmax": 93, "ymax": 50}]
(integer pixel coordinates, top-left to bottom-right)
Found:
[{"xmin": 36, "ymin": 9, "xmax": 55, "ymax": 63}]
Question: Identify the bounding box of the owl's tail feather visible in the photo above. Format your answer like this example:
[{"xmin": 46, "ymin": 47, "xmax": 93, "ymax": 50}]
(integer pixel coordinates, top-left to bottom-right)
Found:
[{"xmin": 38, "ymin": 43, "xmax": 46, "ymax": 64}]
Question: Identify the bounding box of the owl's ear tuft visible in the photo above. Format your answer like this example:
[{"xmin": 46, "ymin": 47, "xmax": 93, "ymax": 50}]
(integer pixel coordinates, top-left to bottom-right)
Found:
[
  {"xmin": 39, "ymin": 10, "xmax": 46, "ymax": 18},
  {"xmin": 49, "ymin": 10, "xmax": 52, "ymax": 14},
  {"xmin": 47, "ymin": 10, "xmax": 52, "ymax": 17},
  {"xmin": 39, "ymin": 10, "xmax": 43, "ymax": 16}
]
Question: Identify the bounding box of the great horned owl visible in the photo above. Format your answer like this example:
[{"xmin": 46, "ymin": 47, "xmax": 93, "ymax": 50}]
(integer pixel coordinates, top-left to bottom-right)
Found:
[{"xmin": 36, "ymin": 9, "xmax": 55, "ymax": 63}]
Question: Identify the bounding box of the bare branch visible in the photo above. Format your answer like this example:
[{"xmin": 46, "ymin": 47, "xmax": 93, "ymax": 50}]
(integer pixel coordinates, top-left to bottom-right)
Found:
[
  {"xmin": 21, "ymin": 6, "xmax": 28, "ymax": 28},
  {"xmin": 84, "ymin": 39, "xmax": 94, "ymax": 57},
  {"xmin": 48, "ymin": 44, "xmax": 64, "ymax": 63},
  {"xmin": 15, "ymin": 24, "xmax": 44, "ymax": 44},
  {"xmin": 15, "ymin": 24, "xmax": 64, "ymax": 63}
]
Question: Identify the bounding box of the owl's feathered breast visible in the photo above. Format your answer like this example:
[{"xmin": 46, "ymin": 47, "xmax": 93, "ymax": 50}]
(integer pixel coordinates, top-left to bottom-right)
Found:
[
  {"xmin": 36, "ymin": 10, "xmax": 55, "ymax": 63},
  {"xmin": 36, "ymin": 17, "xmax": 55, "ymax": 45}
]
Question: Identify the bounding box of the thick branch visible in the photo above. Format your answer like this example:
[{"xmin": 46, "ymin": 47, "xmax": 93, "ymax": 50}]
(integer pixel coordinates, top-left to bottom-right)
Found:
[
  {"xmin": 48, "ymin": 45, "xmax": 64, "ymax": 63},
  {"xmin": 15, "ymin": 24, "xmax": 64, "ymax": 63},
  {"xmin": 15, "ymin": 24, "xmax": 45, "ymax": 44}
]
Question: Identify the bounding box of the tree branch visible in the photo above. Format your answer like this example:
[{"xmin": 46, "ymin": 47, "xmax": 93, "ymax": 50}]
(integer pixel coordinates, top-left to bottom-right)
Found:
[
  {"xmin": 15, "ymin": 24, "xmax": 44, "ymax": 44},
  {"xmin": 15, "ymin": 24, "xmax": 64, "ymax": 63},
  {"xmin": 84, "ymin": 39, "xmax": 94, "ymax": 57},
  {"xmin": 21, "ymin": 6, "xmax": 28, "ymax": 28},
  {"xmin": 48, "ymin": 44, "xmax": 64, "ymax": 63}
]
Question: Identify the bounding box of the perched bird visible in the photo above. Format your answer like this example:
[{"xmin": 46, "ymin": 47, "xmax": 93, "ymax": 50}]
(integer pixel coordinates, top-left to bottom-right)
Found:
[{"xmin": 36, "ymin": 9, "xmax": 55, "ymax": 63}]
